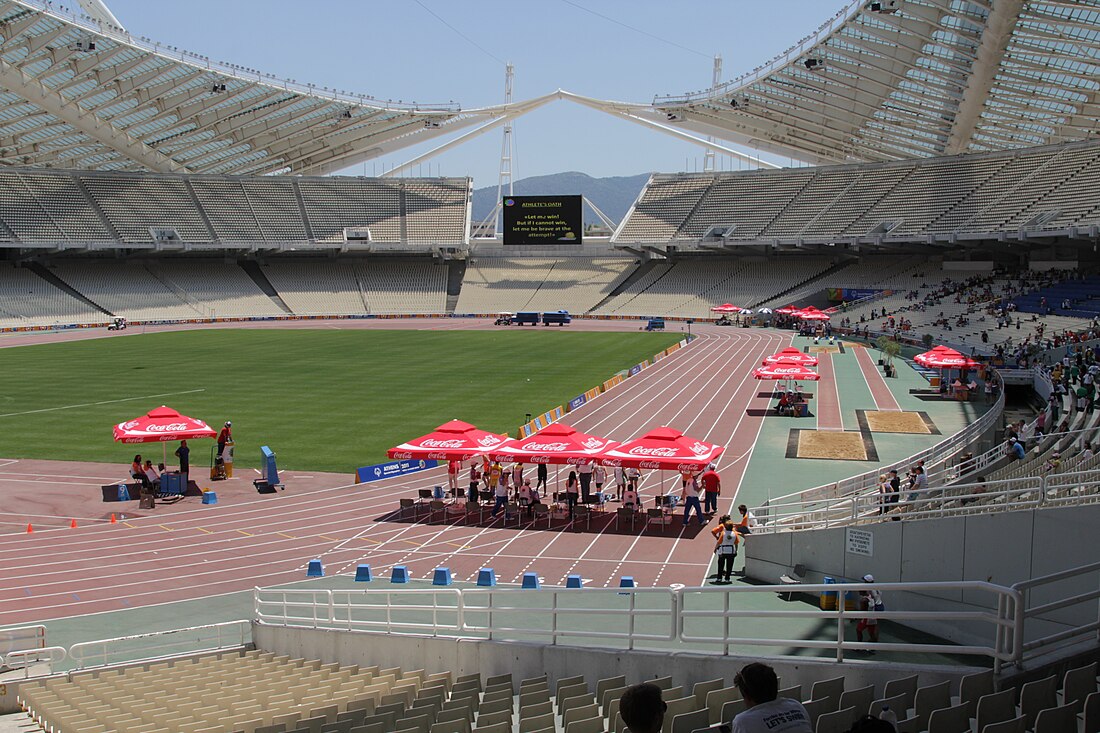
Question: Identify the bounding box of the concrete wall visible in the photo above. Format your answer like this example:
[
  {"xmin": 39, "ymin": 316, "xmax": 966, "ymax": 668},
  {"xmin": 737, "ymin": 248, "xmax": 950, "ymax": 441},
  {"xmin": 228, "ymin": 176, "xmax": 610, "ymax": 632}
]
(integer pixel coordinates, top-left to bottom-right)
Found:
[
  {"xmin": 252, "ymin": 624, "xmax": 969, "ymax": 703},
  {"xmin": 745, "ymin": 504, "xmax": 1100, "ymax": 647}
]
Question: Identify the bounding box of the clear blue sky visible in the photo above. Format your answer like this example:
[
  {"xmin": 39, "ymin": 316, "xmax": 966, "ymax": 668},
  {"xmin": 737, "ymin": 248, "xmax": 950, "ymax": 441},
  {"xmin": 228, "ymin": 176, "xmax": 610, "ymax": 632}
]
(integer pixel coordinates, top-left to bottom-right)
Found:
[{"xmin": 107, "ymin": 0, "xmax": 836, "ymax": 184}]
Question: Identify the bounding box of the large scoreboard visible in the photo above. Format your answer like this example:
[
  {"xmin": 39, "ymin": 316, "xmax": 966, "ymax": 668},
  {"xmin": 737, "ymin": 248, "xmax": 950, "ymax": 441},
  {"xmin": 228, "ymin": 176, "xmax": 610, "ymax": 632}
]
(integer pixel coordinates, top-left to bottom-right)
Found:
[{"xmin": 502, "ymin": 195, "xmax": 583, "ymax": 245}]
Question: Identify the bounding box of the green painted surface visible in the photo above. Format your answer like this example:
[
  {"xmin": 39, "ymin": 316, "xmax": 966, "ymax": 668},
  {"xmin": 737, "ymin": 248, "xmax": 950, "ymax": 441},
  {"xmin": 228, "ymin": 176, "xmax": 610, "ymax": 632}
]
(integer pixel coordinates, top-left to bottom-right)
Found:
[{"xmin": 0, "ymin": 329, "xmax": 679, "ymax": 473}]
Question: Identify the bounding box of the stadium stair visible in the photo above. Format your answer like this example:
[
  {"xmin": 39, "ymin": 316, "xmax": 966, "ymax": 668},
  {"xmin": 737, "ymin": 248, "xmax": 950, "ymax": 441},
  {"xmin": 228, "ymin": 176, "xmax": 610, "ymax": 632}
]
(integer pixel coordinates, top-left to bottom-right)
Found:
[
  {"xmin": 588, "ymin": 259, "xmax": 665, "ymax": 313},
  {"xmin": 24, "ymin": 262, "xmax": 113, "ymax": 318},
  {"xmin": 446, "ymin": 260, "xmax": 467, "ymax": 313},
  {"xmin": 753, "ymin": 259, "xmax": 851, "ymax": 308},
  {"xmin": 239, "ymin": 260, "xmax": 294, "ymax": 314}
]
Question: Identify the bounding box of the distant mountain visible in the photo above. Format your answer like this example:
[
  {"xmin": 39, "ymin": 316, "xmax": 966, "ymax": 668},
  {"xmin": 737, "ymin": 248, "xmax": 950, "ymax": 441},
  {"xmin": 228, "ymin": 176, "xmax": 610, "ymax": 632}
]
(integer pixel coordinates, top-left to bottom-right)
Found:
[{"xmin": 471, "ymin": 171, "xmax": 651, "ymax": 229}]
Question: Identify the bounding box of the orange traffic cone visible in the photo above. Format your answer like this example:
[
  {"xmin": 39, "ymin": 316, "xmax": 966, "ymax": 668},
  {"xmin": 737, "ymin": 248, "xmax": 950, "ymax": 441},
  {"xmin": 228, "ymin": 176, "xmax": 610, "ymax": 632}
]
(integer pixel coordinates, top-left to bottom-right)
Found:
[
  {"xmin": 110, "ymin": 514, "xmax": 117, "ymax": 524},
  {"xmin": 26, "ymin": 523, "xmax": 33, "ymax": 533},
  {"xmin": 70, "ymin": 519, "xmax": 78, "ymax": 529}
]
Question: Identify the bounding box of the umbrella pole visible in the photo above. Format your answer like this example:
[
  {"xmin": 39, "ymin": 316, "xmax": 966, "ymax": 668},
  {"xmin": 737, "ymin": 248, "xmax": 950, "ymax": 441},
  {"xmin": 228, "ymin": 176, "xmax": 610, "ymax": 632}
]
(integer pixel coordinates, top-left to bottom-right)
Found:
[{"xmin": 162, "ymin": 442, "xmax": 167, "ymax": 468}]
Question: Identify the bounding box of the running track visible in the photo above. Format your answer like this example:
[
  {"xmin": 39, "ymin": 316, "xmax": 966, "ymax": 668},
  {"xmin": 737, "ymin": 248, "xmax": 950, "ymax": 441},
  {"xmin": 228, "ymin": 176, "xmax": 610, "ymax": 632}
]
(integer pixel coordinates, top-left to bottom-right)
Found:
[
  {"xmin": 0, "ymin": 325, "xmax": 791, "ymax": 626},
  {"xmin": 853, "ymin": 345, "xmax": 901, "ymax": 411}
]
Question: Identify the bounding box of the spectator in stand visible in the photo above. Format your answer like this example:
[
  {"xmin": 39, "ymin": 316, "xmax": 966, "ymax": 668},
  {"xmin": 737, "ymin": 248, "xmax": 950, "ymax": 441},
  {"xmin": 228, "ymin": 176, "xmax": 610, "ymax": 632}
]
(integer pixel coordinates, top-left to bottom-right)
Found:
[
  {"xmin": 730, "ymin": 663, "xmax": 812, "ymax": 732},
  {"xmin": 619, "ymin": 683, "xmax": 666, "ymax": 733},
  {"xmin": 1082, "ymin": 442, "xmax": 1095, "ymax": 461},
  {"xmin": 700, "ymin": 464, "xmax": 721, "ymax": 515},
  {"xmin": 1007, "ymin": 438, "xmax": 1026, "ymax": 461}
]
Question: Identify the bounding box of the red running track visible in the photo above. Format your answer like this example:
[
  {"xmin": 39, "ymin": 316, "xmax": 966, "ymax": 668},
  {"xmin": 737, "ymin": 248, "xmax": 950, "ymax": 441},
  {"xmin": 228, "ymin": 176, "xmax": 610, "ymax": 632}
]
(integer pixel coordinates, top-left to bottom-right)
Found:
[
  {"xmin": 0, "ymin": 326, "xmax": 789, "ymax": 626},
  {"xmin": 853, "ymin": 345, "xmax": 901, "ymax": 411},
  {"xmin": 815, "ymin": 353, "xmax": 844, "ymax": 431}
]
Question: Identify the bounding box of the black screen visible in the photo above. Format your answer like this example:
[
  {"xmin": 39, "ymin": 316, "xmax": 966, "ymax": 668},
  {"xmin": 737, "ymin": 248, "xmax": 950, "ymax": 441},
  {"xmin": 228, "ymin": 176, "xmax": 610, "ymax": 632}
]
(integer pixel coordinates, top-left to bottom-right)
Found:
[{"xmin": 502, "ymin": 195, "xmax": 583, "ymax": 245}]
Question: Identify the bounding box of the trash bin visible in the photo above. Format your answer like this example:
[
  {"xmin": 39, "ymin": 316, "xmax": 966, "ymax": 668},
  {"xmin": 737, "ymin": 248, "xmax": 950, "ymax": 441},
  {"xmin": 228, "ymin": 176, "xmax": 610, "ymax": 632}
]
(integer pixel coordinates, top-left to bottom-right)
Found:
[
  {"xmin": 820, "ymin": 576, "xmax": 837, "ymax": 610},
  {"xmin": 433, "ymin": 485, "xmax": 444, "ymax": 500}
]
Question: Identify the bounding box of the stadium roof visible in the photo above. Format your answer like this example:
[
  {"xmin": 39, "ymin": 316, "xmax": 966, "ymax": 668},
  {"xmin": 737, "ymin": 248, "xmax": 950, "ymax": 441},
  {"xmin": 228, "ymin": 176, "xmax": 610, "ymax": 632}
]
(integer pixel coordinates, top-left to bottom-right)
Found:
[
  {"xmin": 1, "ymin": 0, "xmax": 1098, "ymax": 175},
  {"xmin": 0, "ymin": 0, "xmax": 526, "ymax": 175},
  {"xmin": 641, "ymin": 0, "xmax": 1100, "ymax": 164}
]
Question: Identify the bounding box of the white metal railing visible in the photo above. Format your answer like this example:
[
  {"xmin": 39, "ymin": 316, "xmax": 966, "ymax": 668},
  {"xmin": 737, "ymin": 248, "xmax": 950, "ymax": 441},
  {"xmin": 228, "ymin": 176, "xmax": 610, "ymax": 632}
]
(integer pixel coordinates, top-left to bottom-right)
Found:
[
  {"xmin": 0, "ymin": 624, "xmax": 47, "ymax": 657},
  {"xmin": 1012, "ymin": 559, "xmax": 1100, "ymax": 667},
  {"xmin": 757, "ymin": 457, "xmax": 1100, "ymax": 532},
  {"xmin": 758, "ymin": 373, "xmax": 1006, "ymax": 522},
  {"xmin": 67, "ymin": 620, "xmax": 249, "ymax": 670},
  {"xmin": 2, "ymin": 647, "xmax": 67, "ymax": 678},
  {"xmin": 254, "ymin": 582, "xmax": 1018, "ymax": 671}
]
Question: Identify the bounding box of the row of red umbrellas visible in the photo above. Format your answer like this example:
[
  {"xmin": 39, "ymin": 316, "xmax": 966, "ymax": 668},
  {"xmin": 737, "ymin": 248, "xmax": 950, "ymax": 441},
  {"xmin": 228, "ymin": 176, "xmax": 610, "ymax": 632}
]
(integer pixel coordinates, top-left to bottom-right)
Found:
[
  {"xmin": 753, "ymin": 346, "xmax": 821, "ymax": 382},
  {"xmin": 712, "ymin": 303, "xmax": 832, "ymax": 321},
  {"xmin": 387, "ymin": 420, "xmax": 725, "ymax": 471}
]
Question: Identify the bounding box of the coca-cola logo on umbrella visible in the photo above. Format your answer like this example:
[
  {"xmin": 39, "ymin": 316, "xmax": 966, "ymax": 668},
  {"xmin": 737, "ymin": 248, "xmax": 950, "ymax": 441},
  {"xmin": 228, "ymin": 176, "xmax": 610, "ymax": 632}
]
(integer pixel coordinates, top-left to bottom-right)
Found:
[
  {"xmin": 524, "ymin": 442, "xmax": 570, "ymax": 452},
  {"xmin": 146, "ymin": 422, "xmax": 190, "ymax": 432},
  {"xmin": 628, "ymin": 446, "xmax": 678, "ymax": 457},
  {"xmin": 421, "ymin": 439, "xmax": 464, "ymax": 448}
]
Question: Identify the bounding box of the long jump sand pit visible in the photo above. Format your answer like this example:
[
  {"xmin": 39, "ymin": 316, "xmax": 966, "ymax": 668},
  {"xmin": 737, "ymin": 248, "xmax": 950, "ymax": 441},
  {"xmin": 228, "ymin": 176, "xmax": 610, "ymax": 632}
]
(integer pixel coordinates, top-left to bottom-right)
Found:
[
  {"xmin": 863, "ymin": 410, "xmax": 936, "ymax": 434},
  {"xmin": 789, "ymin": 430, "xmax": 874, "ymax": 461}
]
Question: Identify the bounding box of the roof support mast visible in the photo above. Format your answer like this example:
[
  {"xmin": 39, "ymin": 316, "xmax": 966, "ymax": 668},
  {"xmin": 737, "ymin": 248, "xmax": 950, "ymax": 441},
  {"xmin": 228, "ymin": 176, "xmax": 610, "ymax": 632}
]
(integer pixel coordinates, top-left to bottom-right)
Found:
[
  {"xmin": 703, "ymin": 55, "xmax": 721, "ymax": 172},
  {"xmin": 473, "ymin": 63, "xmax": 516, "ymax": 238}
]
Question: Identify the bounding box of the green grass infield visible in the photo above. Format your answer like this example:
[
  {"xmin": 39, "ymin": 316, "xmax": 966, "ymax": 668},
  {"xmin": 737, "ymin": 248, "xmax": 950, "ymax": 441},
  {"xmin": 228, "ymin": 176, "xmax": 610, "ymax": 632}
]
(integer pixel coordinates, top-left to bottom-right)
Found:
[{"xmin": 0, "ymin": 328, "xmax": 681, "ymax": 473}]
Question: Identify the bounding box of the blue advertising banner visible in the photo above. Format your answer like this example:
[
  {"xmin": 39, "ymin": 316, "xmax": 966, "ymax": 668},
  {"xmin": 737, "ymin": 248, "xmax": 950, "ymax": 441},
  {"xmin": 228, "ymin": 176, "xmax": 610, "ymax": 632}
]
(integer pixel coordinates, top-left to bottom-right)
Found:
[
  {"xmin": 568, "ymin": 394, "xmax": 587, "ymax": 411},
  {"xmin": 356, "ymin": 459, "xmax": 439, "ymax": 484},
  {"xmin": 628, "ymin": 363, "xmax": 645, "ymax": 377}
]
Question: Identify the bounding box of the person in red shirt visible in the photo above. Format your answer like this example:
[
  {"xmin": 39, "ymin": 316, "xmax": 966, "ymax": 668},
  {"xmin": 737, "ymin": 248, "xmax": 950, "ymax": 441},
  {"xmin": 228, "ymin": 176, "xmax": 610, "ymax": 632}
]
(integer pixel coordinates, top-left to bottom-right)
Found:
[
  {"xmin": 447, "ymin": 459, "xmax": 461, "ymax": 495},
  {"xmin": 700, "ymin": 464, "xmax": 721, "ymax": 516},
  {"xmin": 216, "ymin": 421, "xmax": 232, "ymax": 465}
]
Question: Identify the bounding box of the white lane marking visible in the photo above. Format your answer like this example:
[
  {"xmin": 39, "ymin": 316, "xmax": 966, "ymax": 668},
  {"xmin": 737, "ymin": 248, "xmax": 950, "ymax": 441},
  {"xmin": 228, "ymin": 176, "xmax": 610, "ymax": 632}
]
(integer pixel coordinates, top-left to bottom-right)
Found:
[{"xmin": 0, "ymin": 389, "xmax": 207, "ymax": 418}]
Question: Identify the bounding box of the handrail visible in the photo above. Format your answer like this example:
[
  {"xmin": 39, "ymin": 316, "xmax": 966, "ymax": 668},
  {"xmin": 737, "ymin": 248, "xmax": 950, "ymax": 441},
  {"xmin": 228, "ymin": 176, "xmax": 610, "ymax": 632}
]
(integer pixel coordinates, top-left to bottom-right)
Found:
[
  {"xmin": 757, "ymin": 455, "xmax": 1100, "ymax": 532},
  {"xmin": 68, "ymin": 620, "xmax": 249, "ymax": 670},
  {"xmin": 0, "ymin": 624, "xmax": 47, "ymax": 656},
  {"xmin": 1010, "ymin": 559, "xmax": 1100, "ymax": 667},
  {"xmin": 254, "ymin": 581, "xmax": 1019, "ymax": 670},
  {"xmin": 2, "ymin": 646, "xmax": 67, "ymax": 678}
]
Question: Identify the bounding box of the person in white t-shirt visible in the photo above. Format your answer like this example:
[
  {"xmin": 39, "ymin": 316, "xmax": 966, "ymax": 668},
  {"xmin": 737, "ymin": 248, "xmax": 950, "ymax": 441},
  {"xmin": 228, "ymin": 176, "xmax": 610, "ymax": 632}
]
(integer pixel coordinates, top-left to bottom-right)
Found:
[{"xmin": 731, "ymin": 663, "xmax": 812, "ymax": 733}]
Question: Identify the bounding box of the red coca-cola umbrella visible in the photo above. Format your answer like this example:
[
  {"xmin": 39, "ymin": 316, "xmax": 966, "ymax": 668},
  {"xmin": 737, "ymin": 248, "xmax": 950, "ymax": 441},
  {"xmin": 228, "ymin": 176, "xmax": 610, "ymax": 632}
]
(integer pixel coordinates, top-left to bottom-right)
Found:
[
  {"xmin": 388, "ymin": 419, "xmax": 512, "ymax": 461},
  {"xmin": 763, "ymin": 347, "xmax": 819, "ymax": 367},
  {"xmin": 487, "ymin": 422, "xmax": 615, "ymax": 465},
  {"xmin": 797, "ymin": 307, "xmax": 831, "ymax": 321},
  {"xmin": 752, "ymin": 360, "xmax": 821, "ymax": 381},
  {"xmin": 113, "ymin": 405, "xmax": 217, "ymax": 444},
  {"xmin": 775, "ymin": 306, "xmax": 799, "ymax": 315},
  {"xmin": 914, "ymin": 347, "xmax": 980, "ymax": 369},
  {"xmin": 710, "ymin": 303, "xmax": 740, "ymax": 313},
  {"xmin": 597, "ymin": 426, "xmax": 724, "ymax": 471}
]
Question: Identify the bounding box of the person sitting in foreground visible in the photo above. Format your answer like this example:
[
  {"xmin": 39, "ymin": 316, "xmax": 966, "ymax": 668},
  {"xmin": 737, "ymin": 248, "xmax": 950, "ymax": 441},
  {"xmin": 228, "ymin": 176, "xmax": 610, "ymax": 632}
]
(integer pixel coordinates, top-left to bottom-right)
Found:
[
  {"xmin": 130, "ymin": 454, "xmax": 151, "ymax": 489},
  {"xmin": 731, "ymin": 662, "xmax": 811, "ymax": 732},
  {"xmin": 619, "ymin": 683, "xmax": 666, "ymax": 733},
  {"xmin": 143, "ymin": 460, "xmax": 161, "ymax": 490}
]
